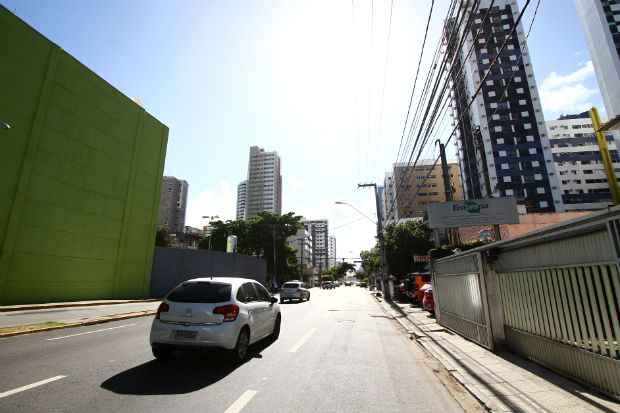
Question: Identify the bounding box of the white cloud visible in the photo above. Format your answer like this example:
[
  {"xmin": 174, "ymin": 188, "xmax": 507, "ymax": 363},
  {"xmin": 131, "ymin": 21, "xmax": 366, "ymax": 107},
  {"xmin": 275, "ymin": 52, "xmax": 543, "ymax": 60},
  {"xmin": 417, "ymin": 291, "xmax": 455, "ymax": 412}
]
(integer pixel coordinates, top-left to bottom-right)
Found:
[
  {"xmin": 185, "ymin": 180, "xmax": 236, "ymax": 228},
  {"xmin": 540, "ymin": 61, "xmax": 598, "ymax": 116}
]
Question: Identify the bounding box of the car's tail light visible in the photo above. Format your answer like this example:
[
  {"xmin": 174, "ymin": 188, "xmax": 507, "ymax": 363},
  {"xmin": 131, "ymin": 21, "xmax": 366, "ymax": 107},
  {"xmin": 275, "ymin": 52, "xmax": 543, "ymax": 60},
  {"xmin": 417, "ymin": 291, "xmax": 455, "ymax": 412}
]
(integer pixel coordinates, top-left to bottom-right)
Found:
[
  {"xmin": 213, "ymin": 304, "xmax": 240, "ymax": 322},
  {"xmin": 156, "ymin": 302, "xmax": 169, "ymax": 319}
]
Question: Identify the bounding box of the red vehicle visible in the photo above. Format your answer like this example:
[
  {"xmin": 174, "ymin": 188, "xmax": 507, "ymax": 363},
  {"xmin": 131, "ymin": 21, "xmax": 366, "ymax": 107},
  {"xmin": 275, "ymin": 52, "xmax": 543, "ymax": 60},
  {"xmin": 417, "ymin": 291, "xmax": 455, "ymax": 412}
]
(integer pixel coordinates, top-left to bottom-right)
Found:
[{"xmin": 422, "ymin": 286, "xmax": 435, "ymax": 314}]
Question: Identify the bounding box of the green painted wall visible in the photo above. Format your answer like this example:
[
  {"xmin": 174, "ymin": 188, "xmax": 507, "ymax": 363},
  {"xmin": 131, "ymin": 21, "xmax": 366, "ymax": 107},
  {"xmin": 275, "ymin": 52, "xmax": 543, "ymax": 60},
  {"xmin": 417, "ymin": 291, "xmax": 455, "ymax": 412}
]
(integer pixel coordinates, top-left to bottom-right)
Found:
[{"xmin": 0, "ymin": 7, "xmax": 169, "ymax": 304}]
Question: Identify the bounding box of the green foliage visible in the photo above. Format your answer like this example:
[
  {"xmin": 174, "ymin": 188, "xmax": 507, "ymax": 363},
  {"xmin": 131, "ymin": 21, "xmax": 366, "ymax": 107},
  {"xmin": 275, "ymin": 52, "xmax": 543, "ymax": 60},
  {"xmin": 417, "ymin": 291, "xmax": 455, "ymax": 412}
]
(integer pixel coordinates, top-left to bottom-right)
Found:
[
  {"xmin": 430, "ymin": 240, "xmax": 488, "ymax": 260},
  {"xmin": 155, "ymin": 228, "xmax": 170, "ymax": 247},
  {"xmin": 322, "ymin": 262, "xmax": 356, "ymax": 280},
  {"xmin": 383, "ymin": 220, "xmax": 434, "ymax": 277},
  {"xmin": 360, "ymin": 247, "xmax": 381, "ymax": 275},
  {"xmin": 198, "ymin": 212, "xmax": 303, "ymax": 285}
]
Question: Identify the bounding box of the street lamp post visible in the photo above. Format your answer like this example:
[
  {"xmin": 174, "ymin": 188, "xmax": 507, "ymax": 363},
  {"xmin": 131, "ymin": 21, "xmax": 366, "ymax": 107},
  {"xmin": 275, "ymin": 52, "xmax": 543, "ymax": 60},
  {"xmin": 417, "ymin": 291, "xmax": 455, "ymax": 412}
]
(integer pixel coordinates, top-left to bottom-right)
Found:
[
  {"xmin": 202, "ymin": 215, "xmax": 220, "ymax": 249},
  {"xmin": 335, "ymin": 195, "xmax": 389, "ymax": 300}
]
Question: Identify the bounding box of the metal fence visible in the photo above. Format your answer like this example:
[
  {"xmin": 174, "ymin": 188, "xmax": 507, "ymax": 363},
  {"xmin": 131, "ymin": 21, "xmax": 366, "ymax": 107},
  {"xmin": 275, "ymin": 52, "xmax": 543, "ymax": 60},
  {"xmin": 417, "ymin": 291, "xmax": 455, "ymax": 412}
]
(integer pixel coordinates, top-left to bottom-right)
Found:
[
  {"xmin": 433, "ymin": 253, "xmax": 493, "ymax": 349},
  {"xmin": 432, "ymin": 206, "xmax": 620, "ymax": 399}
]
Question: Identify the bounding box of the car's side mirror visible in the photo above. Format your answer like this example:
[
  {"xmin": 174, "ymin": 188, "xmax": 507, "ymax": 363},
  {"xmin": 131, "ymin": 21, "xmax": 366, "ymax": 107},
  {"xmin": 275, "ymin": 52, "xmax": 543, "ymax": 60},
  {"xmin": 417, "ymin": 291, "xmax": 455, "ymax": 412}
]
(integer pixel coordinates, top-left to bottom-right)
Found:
[{"xmin": 270, "ymin": 296, "xmax": 278, "ymax": 304}]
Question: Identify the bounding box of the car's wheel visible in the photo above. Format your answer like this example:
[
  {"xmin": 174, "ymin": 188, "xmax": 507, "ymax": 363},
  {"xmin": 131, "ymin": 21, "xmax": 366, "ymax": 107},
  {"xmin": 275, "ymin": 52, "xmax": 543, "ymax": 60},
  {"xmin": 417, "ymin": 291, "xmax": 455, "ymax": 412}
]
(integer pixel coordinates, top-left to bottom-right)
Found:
[
  {"xmin": 280, "ymin": 297, "xmax": 286, "ymax": 304},
  {"xmin": 233, "ymin": 328, "xmax": 250, "ymax": 362},
  {"xmin": 271, "ymin": 314, "xmax": 281, "ymax": 340},
  {"xmin": 306, "ymin": 293, "xmax": 310, "ymax": 301},
  {"xmin": 152, "ymin": 345, "xmax": 172, "ymax": 361}
]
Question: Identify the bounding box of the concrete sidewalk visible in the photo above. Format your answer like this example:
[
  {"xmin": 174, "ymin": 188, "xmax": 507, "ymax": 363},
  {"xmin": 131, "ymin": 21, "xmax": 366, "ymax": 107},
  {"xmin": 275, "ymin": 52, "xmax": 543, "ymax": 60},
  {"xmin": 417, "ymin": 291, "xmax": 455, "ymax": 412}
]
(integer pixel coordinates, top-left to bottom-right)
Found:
[
  {"xmin": 0, "ymin": 299, "xmax": 158, "ymax": 312},
  {"xmin": 378, "ymin": 296, "xmax": 620, "ymax": 413}
]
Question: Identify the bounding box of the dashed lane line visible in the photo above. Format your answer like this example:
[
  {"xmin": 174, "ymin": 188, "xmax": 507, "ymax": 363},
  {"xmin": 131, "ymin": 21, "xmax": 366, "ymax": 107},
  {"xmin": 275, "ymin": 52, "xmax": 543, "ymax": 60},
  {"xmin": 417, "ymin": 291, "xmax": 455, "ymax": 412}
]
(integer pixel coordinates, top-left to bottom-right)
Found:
[
  {"xmin": 223, "ymin": 390, "xmax": 258, "ymax": 413},
  {"xmin": 0, "ymin": 376, "xmax": 66, "ymax": 399},
  {"xmin": 289, "ymin": 327, "xmax": 317, "ymax": 353}
]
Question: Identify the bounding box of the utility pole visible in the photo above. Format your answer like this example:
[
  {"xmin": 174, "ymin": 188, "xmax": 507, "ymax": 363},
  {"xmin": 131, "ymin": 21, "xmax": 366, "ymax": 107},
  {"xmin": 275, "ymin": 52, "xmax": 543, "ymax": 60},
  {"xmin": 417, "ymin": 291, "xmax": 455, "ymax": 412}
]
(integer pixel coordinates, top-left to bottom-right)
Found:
[
  {"xmin": 358, "ymin": 183, "xmax": 390, "ymax": 301},
  {"xmin": 273, "ymin": 225, "xmax": 277, "ymax": 288},
  {"xmin": 591, "ymin": 107, "xmax": 620, "ymax": 204},
  {"xmin": 436, "ymin": 140, "xmax": 460, "ymax": 245}
]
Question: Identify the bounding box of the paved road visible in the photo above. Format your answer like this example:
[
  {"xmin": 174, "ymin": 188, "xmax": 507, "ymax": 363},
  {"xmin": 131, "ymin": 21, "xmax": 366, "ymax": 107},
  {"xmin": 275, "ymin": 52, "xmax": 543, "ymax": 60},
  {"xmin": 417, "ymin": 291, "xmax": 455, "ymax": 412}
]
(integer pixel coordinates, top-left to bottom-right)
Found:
[
  {"xmin": 0, "ymin": 287, "xmax": 467, "ymax": 412},
  {"xmin": 0, "ymin": 302, "xmax": 161, "ymax": 328}
]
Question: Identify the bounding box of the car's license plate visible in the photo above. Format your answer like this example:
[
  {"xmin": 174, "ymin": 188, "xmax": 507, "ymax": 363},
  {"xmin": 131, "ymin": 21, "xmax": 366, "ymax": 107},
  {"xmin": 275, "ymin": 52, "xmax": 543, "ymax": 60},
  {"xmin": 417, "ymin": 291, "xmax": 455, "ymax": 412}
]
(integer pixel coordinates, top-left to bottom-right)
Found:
[{"xmin": 173, "ymin": 330, "xmax": 197, "ymax": 340}]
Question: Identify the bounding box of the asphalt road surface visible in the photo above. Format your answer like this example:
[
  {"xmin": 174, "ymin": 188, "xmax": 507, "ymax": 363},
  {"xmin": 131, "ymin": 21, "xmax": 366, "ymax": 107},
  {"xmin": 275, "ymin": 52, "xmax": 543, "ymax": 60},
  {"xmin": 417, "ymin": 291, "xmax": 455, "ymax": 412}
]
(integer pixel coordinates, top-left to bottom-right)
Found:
[
  {"xmin": 0, "ymin": 287, "xmax": 467, "ymax": 413},
  {"xmin": 0, "ymin": 302, "xmax": 161, "ymax": 328}
]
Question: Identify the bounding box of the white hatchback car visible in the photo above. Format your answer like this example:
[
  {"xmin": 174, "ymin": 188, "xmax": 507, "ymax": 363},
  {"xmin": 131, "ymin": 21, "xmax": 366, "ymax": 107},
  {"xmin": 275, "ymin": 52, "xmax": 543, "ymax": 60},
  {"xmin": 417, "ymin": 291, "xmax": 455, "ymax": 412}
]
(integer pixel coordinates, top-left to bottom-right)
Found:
[{"xmin": 150, "ymin": 277, "xmax": 281, "ymax": 362}]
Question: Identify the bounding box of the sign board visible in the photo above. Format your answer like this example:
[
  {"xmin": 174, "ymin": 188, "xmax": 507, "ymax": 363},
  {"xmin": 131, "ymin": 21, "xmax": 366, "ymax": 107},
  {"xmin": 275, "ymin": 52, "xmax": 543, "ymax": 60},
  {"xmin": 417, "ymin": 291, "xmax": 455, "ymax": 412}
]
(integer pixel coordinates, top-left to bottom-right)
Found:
[
  {"xmin": 414, "ymin": 255, "xmax": 431, "ymax": 263},
  {"xmin": 427, "ymin": 198, "xmax": 519, "ymax": 229},
  {"xmin": 226, "ymin": 235, "xmax": 238, "ymax": 253}
]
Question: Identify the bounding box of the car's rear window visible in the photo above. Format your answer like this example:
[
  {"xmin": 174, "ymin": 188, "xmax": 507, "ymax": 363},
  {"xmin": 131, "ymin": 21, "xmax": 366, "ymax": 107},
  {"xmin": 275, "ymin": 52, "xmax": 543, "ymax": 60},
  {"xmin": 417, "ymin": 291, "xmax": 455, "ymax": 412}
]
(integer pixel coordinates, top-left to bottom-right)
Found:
[
  {"xmin": 167, "ymin": 282, "xmax": 232, "ymax": 303},
  {"xmin": 283, "ymin": 282, "xmax": 300, "ymax": 288}
]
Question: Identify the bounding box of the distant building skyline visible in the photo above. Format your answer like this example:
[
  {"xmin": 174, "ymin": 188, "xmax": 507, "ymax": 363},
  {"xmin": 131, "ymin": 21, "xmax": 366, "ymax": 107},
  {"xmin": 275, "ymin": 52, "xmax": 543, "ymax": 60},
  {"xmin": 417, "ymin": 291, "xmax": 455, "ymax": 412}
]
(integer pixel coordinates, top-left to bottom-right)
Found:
[
  {"xmin": 158, "ymin": 176, "xmax": 188, "ymax": 233},
  {"xmin": 304, "ymin": 219, "xmax": 329, "ymax": 271}
]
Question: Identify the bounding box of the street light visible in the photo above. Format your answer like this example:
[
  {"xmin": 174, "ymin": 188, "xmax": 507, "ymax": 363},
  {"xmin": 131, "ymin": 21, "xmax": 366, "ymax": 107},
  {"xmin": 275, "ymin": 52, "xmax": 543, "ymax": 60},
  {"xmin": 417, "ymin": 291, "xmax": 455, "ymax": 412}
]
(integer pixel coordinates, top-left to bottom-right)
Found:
[
  {"xmin": 334, "ymin": 201, "xmax": 376, "ymax": 225},
  {"xmin": 1, "ymin": 120, "xmax": 11, "ymax": 130},
  {"xmin": 334, "ymin": 199, "xmax": 388, "ymax": 299}
]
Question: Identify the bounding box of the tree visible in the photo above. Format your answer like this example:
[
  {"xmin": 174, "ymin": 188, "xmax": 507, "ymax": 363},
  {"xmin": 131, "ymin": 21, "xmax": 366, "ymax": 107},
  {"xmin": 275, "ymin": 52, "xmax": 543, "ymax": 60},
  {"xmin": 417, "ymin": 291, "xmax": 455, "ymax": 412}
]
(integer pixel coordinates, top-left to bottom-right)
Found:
[
  {"xmin": 155, "ymin": 228, "xmax": 171, "ymax": 247},
  {"xmin": 360, "ymin": 247, "xmax": 381, "ymax": 276},
  {"xmin": 198, "ymin": 212, "xmax": 303, "ymax": 285},
  {"xmin": 383, "ymin": 220, "xmax": 434, "ymax": 277}
]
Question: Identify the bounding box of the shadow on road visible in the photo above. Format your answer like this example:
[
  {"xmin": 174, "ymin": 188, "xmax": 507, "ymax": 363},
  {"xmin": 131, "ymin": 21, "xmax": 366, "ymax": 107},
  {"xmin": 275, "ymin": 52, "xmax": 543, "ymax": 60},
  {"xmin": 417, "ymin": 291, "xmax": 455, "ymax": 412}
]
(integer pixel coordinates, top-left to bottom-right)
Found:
[{"xmin": 101, "ymin": 339, "xmax": 275, "ymax": 395}]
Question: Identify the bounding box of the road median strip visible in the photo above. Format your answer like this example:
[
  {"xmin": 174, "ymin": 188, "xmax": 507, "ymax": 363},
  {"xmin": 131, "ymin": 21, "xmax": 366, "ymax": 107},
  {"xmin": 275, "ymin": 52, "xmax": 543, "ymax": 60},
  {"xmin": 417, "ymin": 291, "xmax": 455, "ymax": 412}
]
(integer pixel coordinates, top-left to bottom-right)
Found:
[{"xmin": 0, "ymin": 310, "xmax": 156, "ymax": 338}]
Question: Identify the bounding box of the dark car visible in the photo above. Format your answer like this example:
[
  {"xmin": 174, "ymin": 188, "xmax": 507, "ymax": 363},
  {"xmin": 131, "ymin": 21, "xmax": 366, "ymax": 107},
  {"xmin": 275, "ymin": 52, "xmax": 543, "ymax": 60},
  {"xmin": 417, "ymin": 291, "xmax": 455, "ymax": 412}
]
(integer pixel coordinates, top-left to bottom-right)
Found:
[{"xmin": 358, "ymin": 281, "xmax": 368, "ymax": 288}]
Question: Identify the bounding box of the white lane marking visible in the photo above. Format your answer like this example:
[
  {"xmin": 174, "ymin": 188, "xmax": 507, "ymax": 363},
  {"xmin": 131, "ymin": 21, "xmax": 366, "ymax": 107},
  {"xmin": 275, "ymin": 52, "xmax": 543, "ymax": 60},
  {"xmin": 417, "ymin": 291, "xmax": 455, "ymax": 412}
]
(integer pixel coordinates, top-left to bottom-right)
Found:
[
  {"xmin": 289, "ymin": 327, "xmax": 317, "ymax": 353},
  {"xmin": 0, "ymin": 375, "xmax": 66, "ymax": 399},
  {"xmin": 46, "ymin": 323, "xmax": 136, "ymax": 341},
  {"xmin": 223, "ymin": 390, "xmax": 258, "ymax": 413}
]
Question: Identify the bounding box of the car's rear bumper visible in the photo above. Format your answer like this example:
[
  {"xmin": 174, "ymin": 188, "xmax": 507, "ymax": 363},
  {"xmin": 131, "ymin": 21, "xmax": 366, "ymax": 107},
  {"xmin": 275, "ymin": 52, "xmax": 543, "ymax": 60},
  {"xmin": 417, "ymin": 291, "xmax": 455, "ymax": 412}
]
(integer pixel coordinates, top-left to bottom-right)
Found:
[
  {"xmin": 149, "ymin": 319, "xmax": 241, "ymax": 350},
  {"xmin": 280, "ymin": 292, "xmax": 302, "ymax": 299}
]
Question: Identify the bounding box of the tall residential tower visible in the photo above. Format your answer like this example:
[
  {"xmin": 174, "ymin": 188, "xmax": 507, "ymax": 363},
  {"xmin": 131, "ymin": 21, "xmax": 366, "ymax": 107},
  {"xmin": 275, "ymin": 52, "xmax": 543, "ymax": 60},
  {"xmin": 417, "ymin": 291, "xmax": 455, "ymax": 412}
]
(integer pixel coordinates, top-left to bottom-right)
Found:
[
  {"xmin": 244, "ymin": 146, "xmax": 282, "ymax": 218},
  {"xmin": 236, "ymin": 180, "xmax": 247, "ymax": 220},
  {"xmin": 577, "ymin": 0, "xmax": 620, "ymax": 120},
  {"xmin": 158, "ymin": 176, "xmax": 188, "ymax": 234},
  {"xmin": 446, "ymin": 0, "xmax": 563, "ymax": 213}
]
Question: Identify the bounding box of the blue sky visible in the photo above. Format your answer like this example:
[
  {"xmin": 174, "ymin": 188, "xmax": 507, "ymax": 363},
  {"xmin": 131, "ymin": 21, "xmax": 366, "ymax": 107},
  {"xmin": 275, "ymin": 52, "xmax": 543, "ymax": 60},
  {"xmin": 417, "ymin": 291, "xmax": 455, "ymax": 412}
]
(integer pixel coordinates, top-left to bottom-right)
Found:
[{"xmin": 3, "ymin": 0, "xmax": 605, "ymax": 257}]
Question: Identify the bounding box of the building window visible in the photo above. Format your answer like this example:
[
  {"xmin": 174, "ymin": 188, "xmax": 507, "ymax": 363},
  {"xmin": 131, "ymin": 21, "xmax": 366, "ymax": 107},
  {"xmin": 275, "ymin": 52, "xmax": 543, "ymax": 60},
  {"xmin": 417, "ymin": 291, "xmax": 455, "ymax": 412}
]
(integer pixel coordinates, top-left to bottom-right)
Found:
[
  {"xmin": 499, "ymin": 150, "xmax": 507, "ymax": 156},
  {"xmin": 494, "ymin": 125, "xmax": 502, "ymax": 132},
  {"xmin": 482, "ymin": 58, "xmax": 490, "ymax": 64},
  {"xmin": 501, "ymin": 163, "xmax": 510, "ymax": 170},
  {"xmin": 486, "ymin": 80, "xmax": 494, "ymax": 86},
  {"xmin": 516, "ymin": 88, "xmax": 525, "ymax": 94},
  {"xmin": 539, "ymin": 201, "xmax": 549, "ymax": 208},
  {"xmin": 490, "ymin": 102, "xmax": 498, "ymax": 108},
  {"xmin": 503, "ymin": 176, "xmax": 512, "ymax": 183},
  {"xmin": 528, "ymin": 148, "xmax": 537, "ymax": 154},
  {"xmin": 521, "ymin": 111, "xmax": 529, "ymax": 117},
  {"xmin": 507, "ymin": 44, "xmax": 515, "ymax": 50},
  {"xmin": 497, "ymin": 138, "xmax": 505, "ymax": 144},
  {"xmin": 532, "ymin": 160, "xmax": 540, "ymax": 167},
  {"xmin": 512, "ymin": 65, "xmax": 519, "ymax": 71},
  {"xmin": 524, "ymin": 123, "xmax": 532, "ymax": 130},
  {"xmin": 519, "ymin": 99, "xmax": 527, "ymax": 105},
  {"xmin": 480, "ymin": 48, "xmax": 488, "ymax": 54},
  {"xmin": 526, "ymin": 135, "xmax": 535, "ymax": 142},
  {"xmin": 505, "ymin": 189, "xmax": 514, "ymax": 196},
  {"xmin": 479, "ymin": 38, "xmax": 486, "ymax": 44},
  {"xmin": 535, "ymin": 173, "xmax": 543, "ymax": 180},
  {"xmin": 488, "ymin": 91, "xmax": 496, "ymax": 97},
  {"xmin": 492, "ymin": 114, "xmax": 500, "ymax": 120},
  {"xmin": 537, "ymin": 187, "xmax": 545, "ymax": 194},
  {"xmin": 509, "ymin": 54, "xmax": 517, "ymax": 61}
]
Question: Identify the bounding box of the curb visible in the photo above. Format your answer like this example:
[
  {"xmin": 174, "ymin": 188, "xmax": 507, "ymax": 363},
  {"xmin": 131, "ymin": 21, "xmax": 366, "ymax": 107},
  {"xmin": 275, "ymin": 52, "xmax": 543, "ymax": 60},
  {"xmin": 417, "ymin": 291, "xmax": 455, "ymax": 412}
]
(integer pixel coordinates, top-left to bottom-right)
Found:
[
  {"xmin": 0, "ymin": 310, "xmax": 157, "ymax": 338},
  {"xmin": 0, "ymin": 299, "xmax": 160, "ymax": 313}
]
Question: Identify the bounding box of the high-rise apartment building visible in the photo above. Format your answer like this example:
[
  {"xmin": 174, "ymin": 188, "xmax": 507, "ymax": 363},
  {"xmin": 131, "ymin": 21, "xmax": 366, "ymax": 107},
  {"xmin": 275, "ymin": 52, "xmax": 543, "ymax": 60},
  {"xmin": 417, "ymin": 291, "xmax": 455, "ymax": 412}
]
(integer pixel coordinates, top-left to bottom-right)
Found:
[
  {"xmin": 287, "ymin": 226, "xmax": 313, "ymax": 270},
  {"xmin": 304, "ymin": 220, "xmax": 329, "ymax": 270},
  {"xmin": 577, "ymin": 0, "xmax": 620, "ymax": 120},
  {"xmin": 383, "ymin": 161, "xmax": 464, "ymax": 223},
  {"xmin": 244, "ymin": 146, "xmax": 282, "ymax": 218},
  {"xmin": 158, "ymin": 176, "xmax": 188, "ymax": 234},
  {"xmin": 236, "ymin": 180, "xmax": 247, "ymax": 220},
  {"xmin": 328, "ymin": 236, "xmax": 337, "ymax": 268},
  {"xmin": 446, "ymin": 0, "xmax": 564, "ymax": 213},
  {"xmin": 547, "ymin": 111, "xmax": 620, "ymax": 210}
]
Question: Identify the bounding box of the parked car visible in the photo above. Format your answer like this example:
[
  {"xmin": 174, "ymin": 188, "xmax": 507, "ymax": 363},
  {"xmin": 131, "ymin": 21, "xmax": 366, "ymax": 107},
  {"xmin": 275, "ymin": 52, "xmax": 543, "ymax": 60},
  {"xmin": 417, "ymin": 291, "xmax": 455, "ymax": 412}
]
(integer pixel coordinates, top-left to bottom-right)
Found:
[
  {"xmin": 280, "ymin": 281, "xmax": 310, "ymax": 302},
  {"xmin": 344, "ymin": 281, "xmax": 352, "ymax": 286},
  {"xmin": 422, "ymin": 286, "xmax": 435, "ymax": 314},
  {"xmin": 150, "ymin": 277, "xmax": 280, "ymax": 362},
  {"xmin": 358, "ymin": 281, "xmax": 368, "ymax": 288},
  {"xmin": 321, "ymin": 281, "xmax": 334, "ymax": 289}
]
